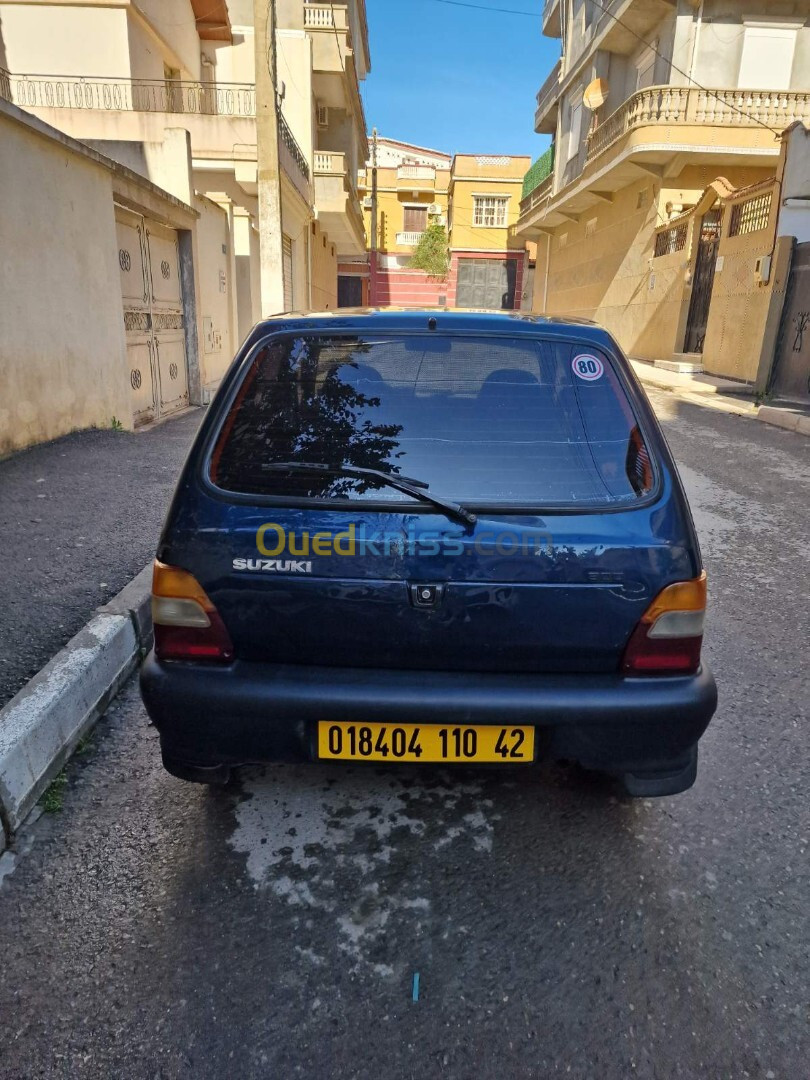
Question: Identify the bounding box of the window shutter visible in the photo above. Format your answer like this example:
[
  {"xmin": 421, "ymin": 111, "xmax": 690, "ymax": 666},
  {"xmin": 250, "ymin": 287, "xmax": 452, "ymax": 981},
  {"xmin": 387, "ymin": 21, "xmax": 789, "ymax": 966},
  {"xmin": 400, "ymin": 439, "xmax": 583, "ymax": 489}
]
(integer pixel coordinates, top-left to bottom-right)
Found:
[{"xmin": 403, "ymin": 206, "xmax": 427, "ymax": 233}]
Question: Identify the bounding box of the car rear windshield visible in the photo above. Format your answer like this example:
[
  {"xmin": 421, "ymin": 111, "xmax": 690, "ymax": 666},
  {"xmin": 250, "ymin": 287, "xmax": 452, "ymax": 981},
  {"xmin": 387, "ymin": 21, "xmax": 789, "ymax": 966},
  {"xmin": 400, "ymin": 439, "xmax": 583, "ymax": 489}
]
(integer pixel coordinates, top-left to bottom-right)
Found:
[{"xmin": 209, "ymin": 334, "xmax": 654, "ymax": 508}]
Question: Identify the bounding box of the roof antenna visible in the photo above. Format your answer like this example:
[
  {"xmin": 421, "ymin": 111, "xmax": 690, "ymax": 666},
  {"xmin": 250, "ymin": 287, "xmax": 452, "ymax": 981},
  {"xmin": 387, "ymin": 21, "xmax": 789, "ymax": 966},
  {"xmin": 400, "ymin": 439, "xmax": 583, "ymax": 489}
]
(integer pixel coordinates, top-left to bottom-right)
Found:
[{"xmin": 427, "ymin": 316, "xmax": 437, "ymax": 331}]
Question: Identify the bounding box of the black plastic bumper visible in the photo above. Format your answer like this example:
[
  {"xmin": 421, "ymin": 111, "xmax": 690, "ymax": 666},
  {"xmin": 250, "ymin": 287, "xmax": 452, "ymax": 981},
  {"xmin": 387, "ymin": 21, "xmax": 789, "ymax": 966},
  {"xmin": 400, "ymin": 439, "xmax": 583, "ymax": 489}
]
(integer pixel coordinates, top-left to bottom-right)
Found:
[{"xmin": 140, "ymin": 654, "xmax": 717, "ymax": 795}]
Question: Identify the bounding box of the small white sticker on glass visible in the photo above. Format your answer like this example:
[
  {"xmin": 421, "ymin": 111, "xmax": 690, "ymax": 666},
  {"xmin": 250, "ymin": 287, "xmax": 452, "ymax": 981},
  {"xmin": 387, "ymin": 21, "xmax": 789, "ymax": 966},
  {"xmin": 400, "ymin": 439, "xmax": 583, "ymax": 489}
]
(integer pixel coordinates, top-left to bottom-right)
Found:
[{"xmin": 572, "ymin": 354, "xmax": 604, "ymax": 381}]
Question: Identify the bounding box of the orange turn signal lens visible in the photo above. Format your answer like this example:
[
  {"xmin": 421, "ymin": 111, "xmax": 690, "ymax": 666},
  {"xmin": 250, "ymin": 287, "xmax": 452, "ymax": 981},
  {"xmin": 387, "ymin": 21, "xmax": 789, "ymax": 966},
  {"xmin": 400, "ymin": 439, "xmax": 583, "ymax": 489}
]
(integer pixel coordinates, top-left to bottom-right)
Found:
[
  {"xmin": 151, "ymin": 561, "xmax": 234, "ymax": 662},
  {"xmin": 639, "ymin": 571, "xmax": 707, "ymax": 624},
  {"xmin": 152, "ymin": 561, "xmax": 217, "ymax": 611},
  {"xmin": 622, "ymin": 571, "xmax": 707, "ymax": 676}
]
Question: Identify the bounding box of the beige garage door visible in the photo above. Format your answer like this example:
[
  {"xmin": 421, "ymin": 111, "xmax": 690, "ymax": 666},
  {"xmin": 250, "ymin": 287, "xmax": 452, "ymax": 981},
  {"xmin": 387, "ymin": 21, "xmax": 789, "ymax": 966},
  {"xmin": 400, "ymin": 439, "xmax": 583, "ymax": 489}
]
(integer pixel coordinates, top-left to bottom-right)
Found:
[{"xmin": 115, "ymin": 207, "xmax": 189, "ymax": 426}]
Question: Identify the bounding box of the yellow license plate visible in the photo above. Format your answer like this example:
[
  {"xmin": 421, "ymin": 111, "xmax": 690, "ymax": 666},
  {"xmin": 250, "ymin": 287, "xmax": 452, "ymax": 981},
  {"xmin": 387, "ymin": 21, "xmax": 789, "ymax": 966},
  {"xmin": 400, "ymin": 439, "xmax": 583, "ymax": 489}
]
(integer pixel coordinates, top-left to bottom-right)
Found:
[{"xmin": 317, "ymin": 722, "xmax": 535, "ymax": 763}]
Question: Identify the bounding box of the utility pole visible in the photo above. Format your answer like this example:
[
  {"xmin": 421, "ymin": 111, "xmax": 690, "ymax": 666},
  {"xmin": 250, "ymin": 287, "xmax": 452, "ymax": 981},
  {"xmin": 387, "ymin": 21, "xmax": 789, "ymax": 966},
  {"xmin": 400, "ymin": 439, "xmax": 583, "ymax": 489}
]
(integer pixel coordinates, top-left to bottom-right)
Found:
[
  {"xmin": 370, "ymin": 127, "xmax": 378, "ymax": 306},
  {"xmin": 253, "ymin": 0, "xmax": 285, "ymax": 315}
]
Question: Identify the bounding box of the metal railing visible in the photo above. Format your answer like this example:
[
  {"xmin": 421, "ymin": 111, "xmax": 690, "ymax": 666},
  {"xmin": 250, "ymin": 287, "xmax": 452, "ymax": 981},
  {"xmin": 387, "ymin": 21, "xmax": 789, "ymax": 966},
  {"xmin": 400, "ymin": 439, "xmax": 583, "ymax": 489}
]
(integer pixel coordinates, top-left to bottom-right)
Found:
[
  {"xmin": 278, "ymin": 111, "xmax": 310, "ymax": 182},
  {"xmin": 3, "ymin": 71, "xmax": 256, "ymax": 116},
  {"xmin": 586, "ymin": 85, "xmax": 810, "ymax": 163},
  {"xmin": 519, "ymin": 173, "xmax": 554, "ymax": 218}
]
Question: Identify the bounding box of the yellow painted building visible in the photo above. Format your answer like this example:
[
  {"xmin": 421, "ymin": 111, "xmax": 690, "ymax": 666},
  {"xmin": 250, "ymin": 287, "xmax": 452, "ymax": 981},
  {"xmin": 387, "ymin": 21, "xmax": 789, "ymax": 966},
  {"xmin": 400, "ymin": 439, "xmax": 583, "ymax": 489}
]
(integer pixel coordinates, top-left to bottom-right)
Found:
[{"xmin": 358, "ymin": 142, "xmax": 532, "ymax": 309}]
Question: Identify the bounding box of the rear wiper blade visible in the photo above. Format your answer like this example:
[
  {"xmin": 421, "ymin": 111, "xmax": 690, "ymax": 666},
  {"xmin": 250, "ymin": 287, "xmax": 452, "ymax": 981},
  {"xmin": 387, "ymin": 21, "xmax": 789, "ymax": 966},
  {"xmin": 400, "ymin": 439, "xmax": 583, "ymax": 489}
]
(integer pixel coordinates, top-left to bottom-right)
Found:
[{"xmin": 261, "ymin": 461, "xmax": 477, "ymax": 529}]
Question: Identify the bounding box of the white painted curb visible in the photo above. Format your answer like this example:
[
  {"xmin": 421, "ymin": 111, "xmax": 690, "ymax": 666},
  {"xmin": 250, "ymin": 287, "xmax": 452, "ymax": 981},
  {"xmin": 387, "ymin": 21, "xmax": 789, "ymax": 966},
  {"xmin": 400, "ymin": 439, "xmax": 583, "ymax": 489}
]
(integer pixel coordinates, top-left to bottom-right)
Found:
[{"xmin": 0, "ymin": 564, "xmax": 153, "ymax": 847}]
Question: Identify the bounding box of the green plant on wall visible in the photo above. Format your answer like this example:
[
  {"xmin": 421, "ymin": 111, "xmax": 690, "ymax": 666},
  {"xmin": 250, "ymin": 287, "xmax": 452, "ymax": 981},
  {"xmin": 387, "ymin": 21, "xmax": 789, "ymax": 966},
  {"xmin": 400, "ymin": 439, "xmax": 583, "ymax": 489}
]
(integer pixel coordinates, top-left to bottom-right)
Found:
[{"xmin": 410, "ymin": 225, "xmax": 450, "ymax": 279}]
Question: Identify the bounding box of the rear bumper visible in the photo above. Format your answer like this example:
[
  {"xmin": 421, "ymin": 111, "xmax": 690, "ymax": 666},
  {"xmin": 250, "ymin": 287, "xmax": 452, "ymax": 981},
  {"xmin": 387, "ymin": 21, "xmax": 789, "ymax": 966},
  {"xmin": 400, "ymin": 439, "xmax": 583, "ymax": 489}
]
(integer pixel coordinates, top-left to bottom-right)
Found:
[{"xmin": 140, "ymin": 654, "xmax": 717, "ymax": 791}]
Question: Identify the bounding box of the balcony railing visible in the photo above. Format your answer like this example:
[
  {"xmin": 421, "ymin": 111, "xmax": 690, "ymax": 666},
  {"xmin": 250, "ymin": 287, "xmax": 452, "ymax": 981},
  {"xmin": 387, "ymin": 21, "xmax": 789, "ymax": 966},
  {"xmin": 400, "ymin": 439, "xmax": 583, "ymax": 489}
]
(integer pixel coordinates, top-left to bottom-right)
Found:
[
  {"xmin": 396, "ymin": 231, "xmax": 424, "ymax": 247},
  {"xmin": 278, "ymin": 110, "xmax": 310, "ymax": 190},
  {"xmin": 586, "ymin": 85, "xmax": 810, "ymax": 164},
  {"xmin": 304, "ymin": 2, "xmax": 348, "ymax": 30},
  {"xmin": 398, "ymin": 164, "xmax": 435, "ymax": 180},
  {"xmin": 2, "ymin": 70, "xmax": 255, "ymax": 116},
  {"xmin": 519, "ymin": 173, "xmax": 554, "ymax": 218}
]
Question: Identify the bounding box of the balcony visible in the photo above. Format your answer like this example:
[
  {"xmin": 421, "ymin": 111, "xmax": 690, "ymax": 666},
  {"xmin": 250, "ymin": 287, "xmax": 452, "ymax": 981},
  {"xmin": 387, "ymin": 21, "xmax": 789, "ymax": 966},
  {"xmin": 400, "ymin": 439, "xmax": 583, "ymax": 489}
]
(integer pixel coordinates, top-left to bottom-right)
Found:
[
  {"xmin": 517, "ymin": 84, "xmax": 810, "ymax": 238},
  {"xmin": 305, "ymin": 4, "xmax": 367, "ymax": 149},
  {"xmin": 3, "ymin": 70, "xmax": 255, "ymax": 116},
  {"xmin": 534, "ymin": 59, "xmax": 561, "ymax": 136},
  {"xmin": 313, "ymin": 150, "xmax": 366, "ymax": 256},
  {"xmin": 395, "ymin": 231, "xmax": 425, "ymax": 247},
  {"xmin": 305, "ymin": 3, "xmax": 352, "ymax": 74},
  {"xmin": 586, "ymin": 86, "xmax": 810, "ymax": 165},
  {"xmin": 396, "ymin": 163, "xmax": 437, "ymax": 192},
  {"xmin": 278, "ymin": 111, "xmax": 311, "ymax": 202},
  {"xmin": 595, "ymin": 0, "xmax": 675, "ymax": 56},
  {"xmin": 519, "ymin": 175, "xmax": 554, "ymax": 221},
  {"xmin": 542, "ymin": 0, "xmax": 561, "ymax": 37},
  {"xmin": 0, "ymin": 68, "xmax": 313, "ymax": 200}
]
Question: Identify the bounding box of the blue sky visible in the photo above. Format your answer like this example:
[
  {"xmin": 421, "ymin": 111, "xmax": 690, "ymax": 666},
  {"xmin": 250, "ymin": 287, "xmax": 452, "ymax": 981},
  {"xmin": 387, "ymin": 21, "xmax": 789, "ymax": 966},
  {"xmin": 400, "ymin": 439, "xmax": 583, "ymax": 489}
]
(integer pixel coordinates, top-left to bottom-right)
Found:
[{"xmin": 363, "ymin": 0, "xmax": 559, "ymax": 161}]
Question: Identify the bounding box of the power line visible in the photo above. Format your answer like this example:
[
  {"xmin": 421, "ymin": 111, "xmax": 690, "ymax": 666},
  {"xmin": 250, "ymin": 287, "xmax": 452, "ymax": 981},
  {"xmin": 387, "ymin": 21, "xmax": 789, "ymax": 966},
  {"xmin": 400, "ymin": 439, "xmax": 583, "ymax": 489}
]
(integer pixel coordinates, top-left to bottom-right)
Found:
[{"xmin": 424, "ymin": 0, "xmax": 540, "ymax": 15}]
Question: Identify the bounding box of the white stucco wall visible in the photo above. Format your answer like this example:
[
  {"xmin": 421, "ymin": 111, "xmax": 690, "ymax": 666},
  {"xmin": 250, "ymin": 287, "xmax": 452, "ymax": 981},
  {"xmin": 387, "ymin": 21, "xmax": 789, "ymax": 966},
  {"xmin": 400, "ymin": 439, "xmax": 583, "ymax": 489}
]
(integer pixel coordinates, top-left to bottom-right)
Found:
[
  {"xmin": 194, "ymin": 193, "xmax": 234, "ymax": 385},
  {"xmin": 0, "ymin": 4, "xmax": 132, "ymax": 76},
  {"xmin": 135, "ymin": 0, "xmax": 202, "ymax": 81},
  {"xmin": 0, "ymin": 108, "xmax": 131, "ymax": 454},
  {"xmin": 778, "ymin": 123, "xmax": 810, "ymax": 243},
  {"xmin": 0, "ymin": 1, "xmax": 203, "ymax": 81}
]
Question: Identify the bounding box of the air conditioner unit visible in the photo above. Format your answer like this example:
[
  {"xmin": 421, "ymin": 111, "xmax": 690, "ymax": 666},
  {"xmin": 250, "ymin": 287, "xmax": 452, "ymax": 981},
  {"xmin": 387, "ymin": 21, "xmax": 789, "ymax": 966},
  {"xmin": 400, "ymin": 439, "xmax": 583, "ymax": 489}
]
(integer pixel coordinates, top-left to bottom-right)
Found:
[
  {"xmin": 754, "ymin": 254, "xmax": 772, "ymax": 284},
  {"xmin": 427, "ymin": 202, "xmax": 442, "ymax": 215},
  {"xmin": 316, "ymin": 104, "xmax": 329, "ymax": 128},
  {"xmin": 363, "ymin": 196, "xmax": 373, "ymax": 209}
]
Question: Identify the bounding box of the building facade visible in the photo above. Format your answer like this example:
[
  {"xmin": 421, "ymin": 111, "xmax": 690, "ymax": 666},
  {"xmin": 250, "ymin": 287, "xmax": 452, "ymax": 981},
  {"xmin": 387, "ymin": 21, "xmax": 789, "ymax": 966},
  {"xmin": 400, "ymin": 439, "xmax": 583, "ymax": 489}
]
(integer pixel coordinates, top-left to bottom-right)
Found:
[
  {"xmin": 516, "ymin": 0, "xmax": 810, "ymax": 381},
  {"xmin": 0, "ymin": 0, "xmax": 370, "ymax": 433},
  {"xmin": 357, "ymin": 141, "xmax": 530, "ymax": 309}
]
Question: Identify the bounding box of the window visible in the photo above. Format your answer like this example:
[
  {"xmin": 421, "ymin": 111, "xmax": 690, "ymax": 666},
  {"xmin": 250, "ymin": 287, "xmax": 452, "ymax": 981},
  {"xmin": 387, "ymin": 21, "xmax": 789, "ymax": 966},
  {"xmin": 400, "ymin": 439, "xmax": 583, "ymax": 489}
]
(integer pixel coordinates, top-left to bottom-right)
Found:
[
  {"xmin": 209, "ymin": 334, "xmax": 655, "ymax": 508},
  {"xmin": 472, "ymin": 196, "xmax": 509, "ymax": 227},
  {"xmin": 654, "ymin": 223, "xmax": 688, "ymax": 258},
  {"xmin": 402, "ymin": 205, "xmax": 427, "ymax": 233},
  {"xmin": 738, "ymin": 25, "xmax": 797, "ymax": 90},
  {"xmin": 633, "ymin": 46, "xmax": 656, "ymax": 92},
  {"xmin": 567, "ymin": 94, "xmax": 583, "ymax": 162},
  {"xmin": 729, "ymin": 192, "xmax": 773, "ymax": 237}
]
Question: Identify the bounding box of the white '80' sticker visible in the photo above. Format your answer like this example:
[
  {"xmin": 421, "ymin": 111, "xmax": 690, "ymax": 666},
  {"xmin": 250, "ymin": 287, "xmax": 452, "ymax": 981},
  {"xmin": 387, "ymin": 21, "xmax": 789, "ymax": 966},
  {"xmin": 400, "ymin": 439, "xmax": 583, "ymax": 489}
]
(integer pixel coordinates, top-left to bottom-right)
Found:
[{"xmin": 572, "ymin": 354, "xmax": 604, "ymax": 381}]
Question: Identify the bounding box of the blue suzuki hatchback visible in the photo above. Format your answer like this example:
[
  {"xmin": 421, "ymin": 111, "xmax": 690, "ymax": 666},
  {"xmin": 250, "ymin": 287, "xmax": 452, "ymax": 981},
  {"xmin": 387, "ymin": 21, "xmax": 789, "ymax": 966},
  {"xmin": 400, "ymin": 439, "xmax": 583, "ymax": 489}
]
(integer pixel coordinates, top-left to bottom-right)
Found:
[{"xmin": 140, "ymin": 310, "xmax": 717, "ymax": 797}]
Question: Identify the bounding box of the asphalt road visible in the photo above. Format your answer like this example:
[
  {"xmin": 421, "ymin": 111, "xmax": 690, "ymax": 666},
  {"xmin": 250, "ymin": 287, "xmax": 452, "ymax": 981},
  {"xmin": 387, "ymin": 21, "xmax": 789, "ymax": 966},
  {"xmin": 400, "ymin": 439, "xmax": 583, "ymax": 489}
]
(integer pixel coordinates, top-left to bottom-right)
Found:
[
  {"xmin": 0, "ymin": 409, "xmax": 204, "ymax": 707},
  {"xmin": 0, "ymin": 392, "xmax": 808, "ymax": 1079}
]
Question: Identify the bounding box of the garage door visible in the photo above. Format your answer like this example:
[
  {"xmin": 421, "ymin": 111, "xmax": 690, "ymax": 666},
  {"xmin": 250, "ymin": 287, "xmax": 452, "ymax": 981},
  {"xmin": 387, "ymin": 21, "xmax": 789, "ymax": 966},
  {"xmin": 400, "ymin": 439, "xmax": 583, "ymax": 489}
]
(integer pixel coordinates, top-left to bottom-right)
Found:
[
  {"xmin": 456, "ymin": 258, "xmax": 516, "ymax": 310},
  {"xmin": 116, "ymin": 207, "xmax": 189, "ymax": 426}
]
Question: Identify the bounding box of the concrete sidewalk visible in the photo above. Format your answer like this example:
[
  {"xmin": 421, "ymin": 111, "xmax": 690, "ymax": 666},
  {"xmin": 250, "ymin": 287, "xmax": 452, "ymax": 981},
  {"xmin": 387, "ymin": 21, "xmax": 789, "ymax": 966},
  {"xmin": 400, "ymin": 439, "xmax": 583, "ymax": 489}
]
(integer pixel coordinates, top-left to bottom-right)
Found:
[
  {"xmin": 629, "ymin": 359, "xmax": 759, "ymax": 416},
  {"xmin": 631, "ymin": 359, "xmax": 810, "ymax": 435},
  {"xmin": 0, "ymin": 410, "xmax": 204, "ymax": 708}
]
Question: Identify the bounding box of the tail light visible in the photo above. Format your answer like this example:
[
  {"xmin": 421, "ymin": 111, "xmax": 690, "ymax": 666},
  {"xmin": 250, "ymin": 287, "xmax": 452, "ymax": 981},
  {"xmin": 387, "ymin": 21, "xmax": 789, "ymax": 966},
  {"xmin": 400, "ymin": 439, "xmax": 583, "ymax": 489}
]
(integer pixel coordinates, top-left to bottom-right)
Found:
[
  {"xmin": 152, "ymin": 561, "xmax": 234, "ymax": 662},
  {"xmin": 622, "ymin": 572, "xmax": 707, "ymax": 676}
]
